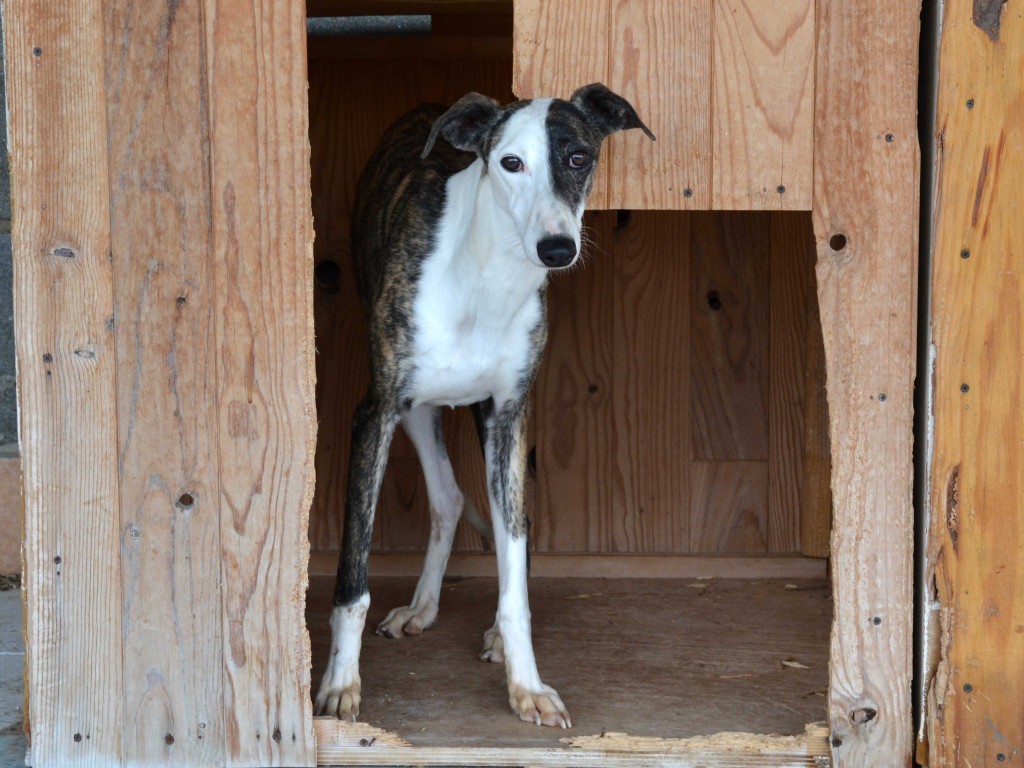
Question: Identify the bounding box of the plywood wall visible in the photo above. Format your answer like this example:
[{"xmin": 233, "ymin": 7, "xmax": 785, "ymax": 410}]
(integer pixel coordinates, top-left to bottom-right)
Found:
[
  {"xmin": 8, "ymin": 1, "xmax": 317, "ymax": 765},
  {"xmin": 513, "ymin": 0, "xmax": 815, "ymax": 211},
  {"xmin": 306, "ymin": 47, "xmax": 827, "ymax": 559}
]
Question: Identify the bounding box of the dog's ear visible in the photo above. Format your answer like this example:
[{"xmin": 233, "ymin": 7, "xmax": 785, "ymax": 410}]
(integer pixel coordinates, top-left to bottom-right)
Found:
[
  {"xmin": 422, "ymin": 92, "xmax": 502, "ymax": 159},
  {"xmin": 571, "ymin": 83, "xmax": 656, "ymax": 141}
]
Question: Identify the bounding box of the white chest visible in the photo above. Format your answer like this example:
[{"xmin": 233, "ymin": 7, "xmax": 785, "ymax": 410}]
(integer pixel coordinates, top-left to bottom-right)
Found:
[{"xmin": 409, "ymin": 267, "xmax": 543, "ymax": 408}]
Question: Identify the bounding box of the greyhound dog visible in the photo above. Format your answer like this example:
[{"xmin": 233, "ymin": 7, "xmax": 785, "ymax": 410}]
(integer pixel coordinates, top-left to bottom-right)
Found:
[{"xmin": 315, "ymin": 84, "xmax": 654, "ymax": 728}]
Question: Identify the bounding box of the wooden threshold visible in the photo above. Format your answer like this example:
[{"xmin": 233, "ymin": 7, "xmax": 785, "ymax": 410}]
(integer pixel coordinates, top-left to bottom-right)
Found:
[
  {"xmin": 309, "ymin": 551, "xmax": 828, "ymax": 580},
  {"xmin": 315, "ymin": 720, "xmax": 832, "ymax": 766}
]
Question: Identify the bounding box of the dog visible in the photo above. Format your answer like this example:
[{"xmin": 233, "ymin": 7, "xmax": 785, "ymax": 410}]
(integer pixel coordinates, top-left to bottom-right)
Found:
[{"xmin": 315, "ymin": 83, "xmax": 654, "ymax": 728}]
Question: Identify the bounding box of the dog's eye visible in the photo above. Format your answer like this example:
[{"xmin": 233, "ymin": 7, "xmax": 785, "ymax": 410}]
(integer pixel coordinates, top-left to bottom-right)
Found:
[
  {"xmin": 500, "ymin": 155, "xmax": 523, "ymax": 172},
  {"xmin": 568, "ymin": 151, "xmax": 590, "ymax": 169}
]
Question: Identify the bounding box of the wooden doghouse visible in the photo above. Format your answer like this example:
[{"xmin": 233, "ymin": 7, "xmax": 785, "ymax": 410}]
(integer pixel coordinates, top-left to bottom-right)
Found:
[{"xmin": 9, "ymin": 0, "xmax": 1018, "ymax": 766}]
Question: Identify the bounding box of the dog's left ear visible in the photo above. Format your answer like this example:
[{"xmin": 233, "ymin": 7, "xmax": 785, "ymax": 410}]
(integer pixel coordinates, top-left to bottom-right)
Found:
[
  {"xmin": 571, "ymin": 83, "xmax": 656, "ymax": 141},
  {"xmin": 422, "ymin": 92, "xmax": 502, "ymax": 159}
]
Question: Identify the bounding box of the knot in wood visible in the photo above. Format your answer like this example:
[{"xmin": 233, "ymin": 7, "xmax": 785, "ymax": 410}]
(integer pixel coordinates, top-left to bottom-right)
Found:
[{"xmin": 849, "ymin": 706, "xmax": 877, "ymax": 725}]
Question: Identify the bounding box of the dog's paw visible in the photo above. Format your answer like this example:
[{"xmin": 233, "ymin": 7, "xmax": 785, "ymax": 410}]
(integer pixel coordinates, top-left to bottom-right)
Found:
[
  {"xmin": 508, "ymin": 682, "xmax": 571, "ymax": 729},
  {"xmin": 376, "ymin": 601, "xmax": 438, "ymax": 638},
  {"xmin": 314, "ymin": 664, "xmax": 361, "ymax": 720},
  {"xmin": 479, "ymin": 623, "xmax": 504, "ymax": 663}
]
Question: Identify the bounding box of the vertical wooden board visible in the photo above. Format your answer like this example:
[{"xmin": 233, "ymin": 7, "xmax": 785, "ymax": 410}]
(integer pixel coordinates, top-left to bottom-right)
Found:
[
  {"xmin": 204, "ymin": 1, "xmax": 316, "ymax": 764},
  {"xmin": 610, "ymin": 212, "xmax": 690, "ymax": 552},
  {"xmin": 689, "ymin": 462, "xmax": 768, "ymax": 553},
  {"xmin": 103, "ymin": 1, "xmax": 225, "ymax": 762},
  {"xmin": 812, "ymin": 0, "xmax": 919, "ymax": 764},
  {"xmin": 606, "ymin": 1, "xmax": 712, "ymax": 209},
  {"xmin": 711, "ymin": 0, "xmax": 815, "ymax": 210},
  {"xmin": 512, "ymin": 0, "xmax": 611, "ymax": 208},
  {"xmin": 690, "ymin": 211, "xmax": 770, "ymax": 462},
  {"xmin": 766, "ymin": 213, "xmax": 816, "ymax": 553},
  {"xmin": 928, "ymin": 2, "xmax": 1024, "ymax": 765},
  {"xmin": 6, "ymin": 2, "xmax": 125, "ymax": 764},
  {"xmin": 534, "ymin": 212, "xmax": 619, "ymax": 552}
]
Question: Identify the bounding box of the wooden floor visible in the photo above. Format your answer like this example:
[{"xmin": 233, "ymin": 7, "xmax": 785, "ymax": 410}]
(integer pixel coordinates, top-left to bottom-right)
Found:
[{"xmin": 306, "ymin": 574, "xmax": 831, "ymax": 749}]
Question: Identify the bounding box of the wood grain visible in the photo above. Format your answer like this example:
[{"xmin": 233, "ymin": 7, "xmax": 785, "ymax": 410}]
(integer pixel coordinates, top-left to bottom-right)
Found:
[
  {"xmin": 611, "ymin": 212, "xmax": 690, "ymax": 552},
  {"xmin": 204, "ymin": 1, "xmax": 317, "ymax": 764},
  {"xmin": 6, "ymin": 2, "xmax": 126, "ymax": 764},
  {"xmin": 512, "ymin": 0, "xmax": 611, "ymax": 208},
  {"xmin": 767, "ymin": 213, "xmax": 817, "ymax": 553},
  {"xmin": 927, "ymin": 1, "xmax": 1024, "ymax": 765},
  {"xmin": 711, "ymin": 0, "xmax": 815, "ymax": 210},
  {"xmin": 606, "ymin": 0, "xmax": 712, "ymax": 209},
  {"xmin": 534, "ymin": 212, "xmax": 618, "ymax": 552},
  {"xmin": 690, "ymin": 462, "xmax": 768, "ymax": 553},
  {"xmin": 812, "ymin": 0, "xmax": 919, "ymax": 764},
  {"xmin": 104, "ymin": 0, "xmax": 224, "ymax": 763},
  {"xmin": 799, "ymin": 277, "xmax": 831, "ymax": 559},
  {"xmin": 690, "ymin": 212, "xmax": 770, "ymax": 462}
]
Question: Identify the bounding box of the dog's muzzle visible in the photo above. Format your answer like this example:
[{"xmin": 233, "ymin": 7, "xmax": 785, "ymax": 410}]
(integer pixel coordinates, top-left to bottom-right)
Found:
[{"xmin": 536, "ymin": 236, "xmax": 577, "ymax": 269}]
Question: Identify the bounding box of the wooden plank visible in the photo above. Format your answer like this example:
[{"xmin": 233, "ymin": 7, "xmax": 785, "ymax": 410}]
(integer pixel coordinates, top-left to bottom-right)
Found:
[
  {"xmin": 308, "ymin": 552, "xmax": 829, "ymax": 580},
  {"xmin": 690, "ymin": 462, "xmax": 768, "ymax": 554},
  {"xmin": 6, "ymin": 2, "xmax": 126, "ymax": 764},
  {"xmin": 926, "ymin": 1, "xmax": 1024, "ymax": 765},
  {"xmin": 512, "ymin": 0, "xmax": 611, "ymax": 208},
  {"xmin": 610, "ymin": 212, "xmax": 690, "ymax": 552},
  {"xmin": 711, "ymin": 0, "xmax": 815, "ymax": 210},
  {"xmin": 812, "ymin": 0, "xmax": 920, "ymax": 764},
  {"xmin": 605, "ymin": 1, "xmax": 712, "ymax": 209},
  {"xmin": 690, "ymin": 212, "xmax": 770, "ymax": 462},
  {"xmin": 203, "ymin": 1, "xmax": 317, "ymax": 764},
  {"xmin": 767, "ymin": 213, "xmax": 817, "ymax": 553},
  {"xmin": 534, "ymin": 212, "xmax": 619, "ymax": 552},
  {"xmin": 103, "ymin": 1, "xmax": 225, "ymax": 763},
  {"xmin": 307, "ymin": 0, "xmax": 511, "ymax": 16}
]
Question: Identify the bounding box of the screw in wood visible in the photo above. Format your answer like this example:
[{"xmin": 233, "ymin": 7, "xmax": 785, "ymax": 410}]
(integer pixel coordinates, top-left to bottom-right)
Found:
[
  {"xmin": 885, "ymin": 133, "xmax": 895, "ymax": 142},
  {"xmin": 960, "ymin": 249, "xmax": 971, "ymax": 259},
  {"xmin": 872, "ymin": 616, "xmax": 882, "ymax": 625},
  {"xmin": 963, "ymin": 683, "xmax": 973, "ymax": 692},
  {"xmin": 878, "ymin": 394, "xmax": 887, "ymax": 402},
  {"xmin": 776, "ymin": 184, "xmax": 786, "ymax": 194},
  {"xmin": 966, "ymin": 98, "xmax": 975, "ymax": 109},
  {"xmin": 683, "ymin": 188, "xmax": 693, "ymax": 198},
  {"xmin": 32, "ymin": 46, "xmax": 42, "ymax": 57},
  {"xmin": 960, "ymin": 383, "xmax": 970, "ymax": 393},
  {"xmin": 831, "ymin": 736, "xmax": 843, "ymax": 748}
]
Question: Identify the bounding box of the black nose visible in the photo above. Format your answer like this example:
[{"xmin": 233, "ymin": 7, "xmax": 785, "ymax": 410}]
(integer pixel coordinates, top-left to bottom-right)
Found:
[{"xmin": 536, "ymin": 236, "xmax": 577, "ymax": 268}]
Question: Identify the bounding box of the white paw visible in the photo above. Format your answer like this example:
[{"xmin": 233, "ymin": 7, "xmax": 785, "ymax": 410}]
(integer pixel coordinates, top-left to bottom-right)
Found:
[
  {"xmin": 508, "ymin": 682, "xmax": 571, "ymax": 728},
  {"xmin": 479, "ymin": 623, "xmax": 504, "ymax": 663},
  {"xmin": 376, "ymin": 600, "xmax": 438, "ymax": 638},
  {"xmin": 314, "ymin": 659, "xmax": 361, "ymax": 721}
]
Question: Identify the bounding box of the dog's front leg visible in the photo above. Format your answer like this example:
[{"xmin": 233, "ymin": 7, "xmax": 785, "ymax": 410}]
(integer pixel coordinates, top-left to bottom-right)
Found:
[
  {"xmin": 484, "ymin": 399, "xmax": 571, "ymax": 728},
  {"xmin": 316, "ymin": 395, "xmax": 398, "ymax": 721}
]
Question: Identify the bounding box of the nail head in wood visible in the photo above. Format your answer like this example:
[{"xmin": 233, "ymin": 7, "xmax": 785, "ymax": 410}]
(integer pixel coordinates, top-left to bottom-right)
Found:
[{"xmin": 960, "ymin": 249, "xmax": 971, "ymax": 259}]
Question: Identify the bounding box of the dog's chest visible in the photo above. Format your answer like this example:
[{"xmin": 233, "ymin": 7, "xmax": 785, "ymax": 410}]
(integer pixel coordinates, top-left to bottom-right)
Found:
[{"xmin": 408, "ymin": 253, "xmax": 543, "ymax": 409}]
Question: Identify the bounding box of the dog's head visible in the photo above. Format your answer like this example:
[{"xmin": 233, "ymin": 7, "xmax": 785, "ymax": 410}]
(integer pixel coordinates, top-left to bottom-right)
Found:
[{"xmin": 422, "ymin": 84, "xmax": 655, "ymax": 270}]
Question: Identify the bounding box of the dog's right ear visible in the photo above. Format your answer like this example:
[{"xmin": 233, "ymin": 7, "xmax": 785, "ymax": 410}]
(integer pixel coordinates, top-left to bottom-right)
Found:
[{"xmin": 422, "ymin": 92, "xmax": 502, "ymax": 159}]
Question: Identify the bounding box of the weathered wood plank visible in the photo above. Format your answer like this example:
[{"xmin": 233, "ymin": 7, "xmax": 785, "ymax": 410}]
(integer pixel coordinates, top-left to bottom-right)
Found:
[
  {"xmin": 927, "ymin": 1, "xmax": 1024, "ymax": 764},
  {"xmin": 767, "ymin": 213, "xmax": 817, "ymax": 553},
  {"xmin": 6, "ymin": 2, "xmax": 126, "ymax": 764},
  {"xmin": 690, "ymin": 212, "xmax": 770, "ymax": 462},
  {"xmin": 711, "ymin": 0, "xmax": 815, "ymax": 210},
  {"xmin": 812, "ymin": 0, "xmax": 920, "ymax": 764},
  {"xmin": 103, "ymin": 1, "xmax": 225, "ymax": 762},
  {"xmin": 512, "ymin": 0, "xmax": 611, "ymax": 208},
  {"xmin": 611, "ymin": 212, "xmax": 690, "ymax": 552},
  {"xmin": 203, "ymin": 1, "xmax": 317, "ymax": 764},
  {"xmin": 799, "ymin": 275, "xmax": 831, "ymax": 559},
  {"xmin": 605, "ymin": 0, "xmax": 712, "ymax": 209}
]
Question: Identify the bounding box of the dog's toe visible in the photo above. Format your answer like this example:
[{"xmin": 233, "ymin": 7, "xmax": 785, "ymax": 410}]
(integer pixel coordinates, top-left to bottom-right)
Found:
[
  {"xmin": 509, "ymin": 683, "xmax": 571, "ymax": 729},
  {"xmin": 479, "ymin": 624, "xmax": 505, "ymax": 663},
  {"xmin": 314, "ymin": 682, "xmax": 360, "ymax": 721},
  {"xmin": 377, "ymin": 602, "xmax": 438, "ymax": 638}
]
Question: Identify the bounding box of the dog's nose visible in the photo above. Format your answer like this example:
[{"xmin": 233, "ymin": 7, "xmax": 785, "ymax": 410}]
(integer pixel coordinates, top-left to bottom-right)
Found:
[{"xmin": 536, "ymin": 236, "xmax": 577, "ymax": 268}]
